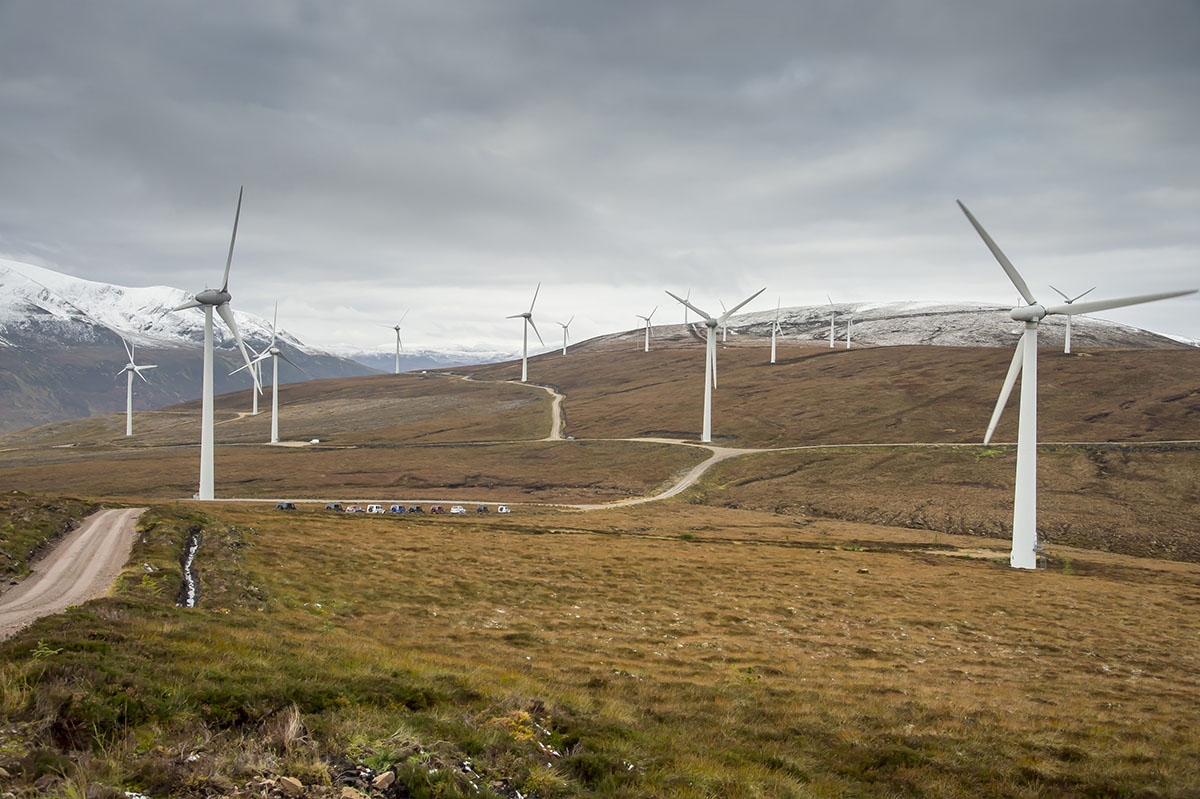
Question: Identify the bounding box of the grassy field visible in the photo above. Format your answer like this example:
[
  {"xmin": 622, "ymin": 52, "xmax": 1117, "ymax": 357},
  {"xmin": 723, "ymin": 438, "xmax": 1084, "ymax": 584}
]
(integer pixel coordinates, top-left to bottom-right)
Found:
[
  {"xmin": 2, "ymin": 501, "xmax": 1198, "ymax": 797},
  {"xmin": 461, "ymin": 345, "xmax": 1200, "ymax": 448},
  {"xmin": 0, "ymin": 440, "xmax": 707, "ymax": 505},
  {"xmin": 0, "ymin": 493, "xmax": 99, "ymax": 583},
  {"xmin": 685, "ymin": 444, "xmax": 1200, "ymax": 563}
]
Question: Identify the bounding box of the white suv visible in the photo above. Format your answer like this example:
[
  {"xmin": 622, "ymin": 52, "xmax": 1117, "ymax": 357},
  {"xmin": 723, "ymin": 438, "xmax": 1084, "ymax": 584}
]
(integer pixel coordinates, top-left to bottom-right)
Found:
[
  {"xmin": 365, "ymin": 504, "xmax": 385, "ymax": 514},
  {"xmin": 449, "ymin": 505, "xmax": 467, "ymax": 514}
]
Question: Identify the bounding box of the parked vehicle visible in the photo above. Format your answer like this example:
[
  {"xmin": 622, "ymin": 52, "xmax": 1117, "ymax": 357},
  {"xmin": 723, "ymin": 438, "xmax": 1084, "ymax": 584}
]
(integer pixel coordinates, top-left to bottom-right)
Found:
[
  {"xmin": 345, "ymin": 505, "xmax": 365, "ymax": 513},
  {"xmin": 450, "ymin": 505, "xmax": 467, "ymax": 514},
  {"xmin": 366, "ymin": 504, "xmax": 385, "ymax": 514},
  {"xmin": 275, "ymin": 501, "xmax": 297, "ymax": 511},
  {"xmin": 408, "ymin": 505, "xmax": 424, "ymax": 514},
  {"xmin": 324, "ymin": 503, "xmax": 343, "ymax": 512},
  {"xmin": 430, "ymin": 505, "xmax": 445, "ymax": 514},
  {"xmin": 496, "ymin": 505, "xmax": 512, "ymax": 514},
  {"xmin": 475, "ymin": 505, "xmax": 490, "ymax": 513},
  {"xmin": 388, "ymin": 504, "xmax": 406, "ymax": 514}
]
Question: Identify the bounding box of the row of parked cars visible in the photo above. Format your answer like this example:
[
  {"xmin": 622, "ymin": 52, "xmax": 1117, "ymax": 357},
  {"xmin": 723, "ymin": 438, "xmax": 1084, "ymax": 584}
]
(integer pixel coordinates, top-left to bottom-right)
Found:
[{"xmin": 319, "ymin": 502, "xmax": 511, "ymax": 514}]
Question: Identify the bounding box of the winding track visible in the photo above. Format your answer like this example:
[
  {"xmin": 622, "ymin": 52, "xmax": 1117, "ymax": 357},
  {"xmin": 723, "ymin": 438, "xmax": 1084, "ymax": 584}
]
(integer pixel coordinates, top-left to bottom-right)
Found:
[{"xmin": 0, "ymin": 507, "xmax": 145, "ymax": 640}]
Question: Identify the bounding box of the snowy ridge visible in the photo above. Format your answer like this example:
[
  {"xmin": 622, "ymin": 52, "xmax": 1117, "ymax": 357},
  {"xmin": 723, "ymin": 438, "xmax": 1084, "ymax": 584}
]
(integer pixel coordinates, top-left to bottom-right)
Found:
[{"xmin": 0, "ymin": 258, "xmax": 304, "ymax": 352}]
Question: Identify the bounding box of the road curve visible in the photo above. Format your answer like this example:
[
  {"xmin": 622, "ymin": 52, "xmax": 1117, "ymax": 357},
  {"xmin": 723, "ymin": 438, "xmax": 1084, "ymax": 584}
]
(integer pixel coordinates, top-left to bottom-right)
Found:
[{"xmin": 0, "ymin": 507, "xmax": 145, "ymax": 640}]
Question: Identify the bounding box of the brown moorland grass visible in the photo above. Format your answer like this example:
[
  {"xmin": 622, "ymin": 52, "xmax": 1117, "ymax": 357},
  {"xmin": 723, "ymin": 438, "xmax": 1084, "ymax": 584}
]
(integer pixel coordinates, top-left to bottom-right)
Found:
[
  {"xmin": 0, "ymin": 372, "xmax": 550, "ymax": 450},
  {"xmin": 686, "ymin": 445, "xmax": 1200, "ymax": 563},
  {"xmin": 459, "ymin": 345, "xmax": 1200, "ymax": 448},
  {"xmin": 1, "ymin": 502, "xmax": 1198, "ymax": 797},
  {"xmin": 0, "ymin": 440, "xmax": 708, "ymax": 504}
]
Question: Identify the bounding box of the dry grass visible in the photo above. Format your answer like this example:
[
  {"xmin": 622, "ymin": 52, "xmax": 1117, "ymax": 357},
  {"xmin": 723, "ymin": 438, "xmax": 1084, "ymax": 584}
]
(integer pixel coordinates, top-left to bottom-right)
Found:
[
  {"xmin": 686, "ymin": 445, "xmax": 1200, "ymax": 562},
  {"xmin": 2, "ymin": 501, "xmax": 1198, "ymax": 796},
  {"xmin": 461, "ymin": 345, "xmax": 1200, "ymax": 447}
]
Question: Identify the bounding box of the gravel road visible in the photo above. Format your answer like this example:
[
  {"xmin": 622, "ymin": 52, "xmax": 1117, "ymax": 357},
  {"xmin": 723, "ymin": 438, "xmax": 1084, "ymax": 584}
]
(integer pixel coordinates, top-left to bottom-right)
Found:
[{"xmin": 0, "ymin": 507, "xmax": 145, "ymax": 640}]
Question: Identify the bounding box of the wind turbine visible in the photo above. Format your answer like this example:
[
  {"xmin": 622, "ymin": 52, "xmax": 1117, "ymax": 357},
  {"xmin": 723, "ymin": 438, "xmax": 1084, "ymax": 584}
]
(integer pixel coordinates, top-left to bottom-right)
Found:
[
  {"xmin": 666, "ymin": 288, "xmax": 764, "ymax": 442},
  {"xmin": 959, "ymin": 199, "xmax": 1196, "ymax": 570},
  {"xmin": 233, "ymin": 303, "xmax": 304, "ymax": 444},
  {"xmin": 826, "ymin": 296, "xmax": 836, "ymax": 348},
  {"xmin": 846, "ymin": 311, "xmax": 853, "ymax": 349},
  {"xmin": 170, "ymin": 186, "xmax": 260, "ymax": 501},
  {"xmin": 507, "ymin": 283, "xmax": 543, "ymax": 382},
  {"xmin": 116, "ymin": 337, "xmax": 156, "ymax": 437},
  {"xmin": 382, "ymin": 311, "xmax": 409, "ymax": 374},
  {"xmin": 556, "ymin": 316, "xmax": 574, "ymax": 355},
  {"xmin": 637, "ymin": 306, "xmax": 657, "ymax": 352},
  {"xmin": 718, "ymin": 301, "xmax": 729, "ymax": 342},
  {"xmin": 1048, "ymin": 286, "xmax": 1095, "ymax": 354},
  {"xmin": 770, "ymin": 299, "xmax": 782, "ymax": 364},
  {"xmin": 683, "ymin": 288, "xmax": 692, "ymax": 325}
]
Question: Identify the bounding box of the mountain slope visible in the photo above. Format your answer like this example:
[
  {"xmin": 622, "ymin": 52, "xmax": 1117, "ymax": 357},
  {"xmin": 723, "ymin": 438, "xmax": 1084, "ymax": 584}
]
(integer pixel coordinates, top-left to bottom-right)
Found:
[{"xmin": 0, "ymin": 259, "xmax": 375, "ymax": 432}]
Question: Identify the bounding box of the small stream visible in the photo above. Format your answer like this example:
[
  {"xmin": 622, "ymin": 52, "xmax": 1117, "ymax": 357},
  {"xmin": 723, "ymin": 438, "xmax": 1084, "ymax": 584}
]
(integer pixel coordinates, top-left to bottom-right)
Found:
[{"xmin": 177, "ymin": 530, "xmax": 201, "ymax": 608}]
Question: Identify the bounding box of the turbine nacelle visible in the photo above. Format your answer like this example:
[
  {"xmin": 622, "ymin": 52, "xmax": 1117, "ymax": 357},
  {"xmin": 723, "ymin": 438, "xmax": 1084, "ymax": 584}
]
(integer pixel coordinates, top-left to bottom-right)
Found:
[
  {"xmin": 194, "ymin": 288, "xmax": 233, "ymax": 307},
  {"xmin": 1010, "ymin": 304, "xmax": 1047, "ymax": 322}
]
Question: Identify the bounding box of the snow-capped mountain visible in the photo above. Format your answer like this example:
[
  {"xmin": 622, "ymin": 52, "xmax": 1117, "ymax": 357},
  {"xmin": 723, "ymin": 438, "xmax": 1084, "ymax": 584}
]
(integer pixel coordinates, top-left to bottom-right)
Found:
[
  {"xmin": 328, "ymin": 345, "xmax": 515, "ymax": 375},
  {"xmin": 582, "ymin": 300, "xmax": 1192, "ymax": 352},
  {"xmin": 0, "ymin": 258, "xmax": 306, "ymax": 352},
  {"xmin": 0, "ymin": 259, "xmax": 376, "ymax": 433}
]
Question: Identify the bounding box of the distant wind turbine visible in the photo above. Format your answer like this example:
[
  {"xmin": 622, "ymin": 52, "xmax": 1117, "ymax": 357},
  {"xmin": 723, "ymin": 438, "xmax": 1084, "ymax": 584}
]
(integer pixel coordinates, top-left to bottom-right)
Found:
[
  {"xmin": 171, "ymin": 186, "xmax": 260, "ymax": 500},
  {"xmin": 718, "ymin": 300, "xmax": 729, "ymax": 342},
  {"xmin": 233, "ymin": 303, "xmax": 305, "ymax": 444},
  {"xmin": 383, "ymin": 311, "xmax": 410, "ymax": 374},
  {"xmin": 1048, "ymin": 285, "xmax": 1095, "ymax": 354},
  {"xmin": 827, "ymin": 296, "xmax": 836, "ymax": 348},
  {"xmin": 637, "ymin": 306, "xmax": 657, "ymax": 352},
  {"xmin": 507, "ymin": 283, "xmax": 543, "ymax": 382},
  {"xmin": 666, "ymin": 288, "xmax": 765, "ymax": 442},
  {"xmin": 556, "ymin": 316, "xmax": 574, "ymax": 355},
  {"xmin": 770, "ymin": 299, "xmax": 781, "ymax": 364},
  {"xmin": 959, "ymin": 199, "xmax": 1196, "ymax": 570},
  {"xmin": 116, "ymin": 337, "xmax": 156, "ymax": 437},
  {"xmin": 683, "ymin": 288, "xmax": 692, "ymax": 325},
  {"xmin": 846, "ymin": 311, "xmax": 853, "ymax": 349}
]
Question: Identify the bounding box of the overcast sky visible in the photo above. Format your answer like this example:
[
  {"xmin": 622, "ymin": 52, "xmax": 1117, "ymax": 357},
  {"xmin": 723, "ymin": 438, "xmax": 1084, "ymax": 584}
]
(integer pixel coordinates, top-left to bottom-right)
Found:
[{"xmin": 1, "ymin": 1, "xmax": 1197, "ymax": 352}]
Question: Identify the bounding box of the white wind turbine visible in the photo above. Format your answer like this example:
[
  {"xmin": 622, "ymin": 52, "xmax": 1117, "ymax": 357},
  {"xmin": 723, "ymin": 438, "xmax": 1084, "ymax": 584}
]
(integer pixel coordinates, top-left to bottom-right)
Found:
[
  {"xmin": 666, "ymin": 288, "xmax": 765, "ymax": 443},
  {"xmin": 1048, "ymin": 286, "xmax": 1095, "ymax": 354},
  {"xmin": 683, "ymin": 288, "xmax": 692, "ymax": 325},
  {"xmin": 826, "ymin": 296, "xmax": 836, "ymax": 348},
  {"xmin": 116, "ymin": 337, "xmax": 156, "ymax": 437},
  {"xmin": 770, "ymin": 299, "xmax": 782, "ymax": 364},
  {"xmin": 233, "ymin": 303, "xmax": 304, "ymax": 444},
  {"xmin": 959, "ymin": 200, "xmax": 1196, "ymax": 570},
  {"xmin": 556, "ymin": 316, "xmax": 574, "ymax": 355},
  {"xmin": 507, "ymin": 283, "xmax": 543, "ymax": 382},
  {"xmin": 637, "ymin": 306, "xmax": 658, "ymax": 352},
  {"xmin": 845, "ymin": 310, "xmax": 853, "ymax": 349},
  {"xmin": 383, "ymin": 310, "xmax": 410, "ymax": 374},
  {"xmin": 170, "ymin": 187, "xmax": 260, "ymax": 501},
  {"xmin": 718, "ymin": 301, "xmax": 730, "ymax": 342}
]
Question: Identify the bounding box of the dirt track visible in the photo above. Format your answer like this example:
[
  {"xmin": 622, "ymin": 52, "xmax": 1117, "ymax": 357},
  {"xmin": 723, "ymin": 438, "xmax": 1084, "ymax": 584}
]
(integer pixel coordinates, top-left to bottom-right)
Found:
[{"xmin": 0, "ymin": 507, "xmax": 144, "ymax": 640}]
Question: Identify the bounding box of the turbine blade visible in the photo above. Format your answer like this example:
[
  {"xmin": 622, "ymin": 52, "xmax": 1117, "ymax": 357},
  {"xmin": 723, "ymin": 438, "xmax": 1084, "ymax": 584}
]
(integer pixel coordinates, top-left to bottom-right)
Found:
[
  {"xmin": 136, "ymin": 364, "xmax": 158, "ymax": 371},
  {"xmin": 720, "ymin": 287, "xmax": 766, "ymax": 322},
  {"xmin": 709, "ymin": 335, "xmax": 718, "ymax": 388},
  {"xmin": 1049, "ymin": 285, "xmax": 1070, "ymax": 302},
  {"xmin": 505, "ymin": 313, "xmax": 525, "ymax": 319},
  {"xmin": 665, "ymin": 290, "xmax": 713, "ymax": 321},
  {"xmin": 984, "ymin": 341, "xmax": 1024, "ymax": 445},
  {"xmin": 220, "ymin": 186, "xmax": 243, "ymax": 293},
  {"xmin": 270, "ymin": 301, "xmax": 278, "ymax": 348},
  {"xmin": 216, "ymin": 302, "xmax": 259, "ymax": 391},
  {"xmin": 649, "ymin": 305, "xmax": 657, "ymax": 319},
  {"xmin": 956, "ymin": 200, "xmax": 1037, "ymax": 306},
  {"xmin": 122, "ymin": 337, "xmax": 133, "ymax": 361},
  {"xmin": 1072, "ymin": 286, "xmax": 1097, "ymax": 303},
  {"xmin": 400, "ymin": 308, "xmax": 409, "ymax": 324},
  {"xmin": 1045, "ymin": 289, "xmax": 1196, "ymax": 317},
  {"xmin": 278, "ymin": 351, "xmax": 309, "ymax": 377},
  {"xmin": 528, "ymin": 316, "xmax": 544, "ymax": 346},
  {"xmin": 171, "ymin": 299, "xmax": 202, "ymax": 312},
  {"xmin": 135, "ymin": 368, "xmax": 150, "ymax": 383},
  {"xmin": 115, "ymin": 368, "xmax": 127, "ymax": 378},
  {"xmin": 529, "ymin": 282, "xmax": 541, "ymax": 313}
]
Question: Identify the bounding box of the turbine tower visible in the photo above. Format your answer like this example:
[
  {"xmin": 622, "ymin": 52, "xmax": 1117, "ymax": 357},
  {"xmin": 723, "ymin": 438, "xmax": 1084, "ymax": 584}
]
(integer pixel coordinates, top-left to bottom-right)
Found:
[
  {"xmin": 637, "ymin": 306, "xmax": 657, "ymax": 352},
  {"xmin": 1048, "ymin": 285, "xmax": 1095, "ymax": 354},
  {"xmin": 234, "ymin": 303, "xmax": 304, "ymax": 444},
  {"xmin": 846, "ymin": 311, "xmax": 853, "ymax": 349},
  {"xmin": 170, "ymin": 186, "xmax": 260, "ymax": 500},
  {"xmin": 507, "ymin": 283, "xmax": 543, "ymax": 382},
  {"xmin": 683, "ymin": 288, "xmax": 692, "ymax": 325},
  {"xmin": 384, "ymin": 310, "xmax": 409, "ymax": 374},
  {"xmin": 116, "ymin": 337, "xmax": 156, "ymax": 437},
  {"xmin": 556, "ymin": 316, "xmax": 574, "ymax": 355},
  {"xmin": 666, "ymin": 287, "xmax": 764, "ymax": 443},
  {"xmin": 770, "ymin": 299, "xmax": 781, "ymax": 364},
  {"xmin": 827, "ymin": 296, "xmax": 836, "ymax": 348},
  {"xmin": 959, "ymin": 200, "xmax": 1195, "ymax": 569}
]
